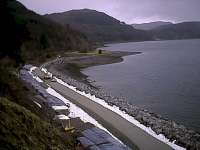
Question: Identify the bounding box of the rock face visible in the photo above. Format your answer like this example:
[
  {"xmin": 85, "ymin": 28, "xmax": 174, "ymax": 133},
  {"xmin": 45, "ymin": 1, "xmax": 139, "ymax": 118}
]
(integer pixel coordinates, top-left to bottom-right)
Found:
[{"xmin": 44, "ymin": 59, "xmax": 200, "ymax": 150}]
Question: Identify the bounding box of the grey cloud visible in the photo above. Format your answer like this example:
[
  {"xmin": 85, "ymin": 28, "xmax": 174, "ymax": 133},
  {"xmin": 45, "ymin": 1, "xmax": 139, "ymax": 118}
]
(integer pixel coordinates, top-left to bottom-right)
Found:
[{"xmin": 18, "ymin": 0, "xmax": 200, "ymax": 23}]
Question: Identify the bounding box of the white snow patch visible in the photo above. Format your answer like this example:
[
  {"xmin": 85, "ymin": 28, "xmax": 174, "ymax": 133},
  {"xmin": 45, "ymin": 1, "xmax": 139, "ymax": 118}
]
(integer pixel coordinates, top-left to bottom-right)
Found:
[
  {"xmin": 29, "ymin": 67, "xmax": 124, "ymax": 144},
  {"xmin": 41, "ymin": 68, "xmax": 48, "ymax": 74},
  {"xmin": 33, "ymin": 101, "xmax": 42, "ymax": 108},
  {"xmin": 51, "ymin": 72, "xmax": 186, "ymax": 150},
  {"xmin": 40, "ymin": 67, "xmax": 186, "ymax": 150},
  {"xmin": 52, "ymin": 106, "xmax": 69, "ymax": 110},
  {"xmin": 30, "ymin": 66, "xmax": 37, "ymax": 73},
  {"xmin": 29, "ymin": 67, "xmax": 43, "ymax": 83},
  {"xmin": 57, "ymin": 114, "xmax": 70, "ymax": 120},
  {"xmin": 46, "ymin": 87, "xmax": 123, "ymax": 144},
  {"xmin": 41, "ymin": 68, "xmax": 52, "ymax": 78}
]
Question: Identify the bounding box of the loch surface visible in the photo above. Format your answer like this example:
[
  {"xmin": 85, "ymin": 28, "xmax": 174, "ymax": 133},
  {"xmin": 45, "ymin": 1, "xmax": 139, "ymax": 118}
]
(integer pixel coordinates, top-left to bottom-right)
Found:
[{"xmin": 82, "ymin": 39, "xmax": 200, "ymax": 132}]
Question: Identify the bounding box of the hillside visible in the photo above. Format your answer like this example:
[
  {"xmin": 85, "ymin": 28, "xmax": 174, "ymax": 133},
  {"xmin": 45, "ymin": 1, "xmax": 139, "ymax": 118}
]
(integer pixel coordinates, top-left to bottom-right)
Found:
[
  {"xmin": 45, "ymin": 9, "xmax": 152, "ymax": 43},
  {"xmin": 150, "ymin": 22, "xmax": 200, "ymax": 40},
  {"xmin": 132, "ymin": 21, "xmax": 173, "ymax": 30},
  {"xmin": 0, "ymin": 98, "xmax": 73, "ymax": 149},
  {"xmin": 0, "ymin": 1, "xmax": 91, "ymax": 149},
  {"xmin": 1, "ymin": 0, "xmax": 91, "ymax": 64}
]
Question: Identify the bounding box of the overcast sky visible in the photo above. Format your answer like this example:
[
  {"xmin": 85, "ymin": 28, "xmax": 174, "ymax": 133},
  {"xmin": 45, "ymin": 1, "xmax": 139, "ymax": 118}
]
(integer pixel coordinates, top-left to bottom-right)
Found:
[{"xmin": 18, "ymin": 0, "xmax": 200, "ymax": 24}]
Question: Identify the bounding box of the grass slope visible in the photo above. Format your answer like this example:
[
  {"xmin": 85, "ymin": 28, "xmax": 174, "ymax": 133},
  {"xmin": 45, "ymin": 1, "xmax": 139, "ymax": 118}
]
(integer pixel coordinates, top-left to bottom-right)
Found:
[{"xmin": 0, "ymin": 98, "xmax": 74, "ymax": 150}]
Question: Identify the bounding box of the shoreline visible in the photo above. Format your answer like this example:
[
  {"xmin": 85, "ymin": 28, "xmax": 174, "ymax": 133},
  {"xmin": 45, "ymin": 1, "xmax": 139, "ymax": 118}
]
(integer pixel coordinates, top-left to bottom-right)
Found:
[
  {"xmin": 41, "ymin": 51, "xmax": 199, "ymax": 149},
  {"xmin": 42, "ymin": 50, "xmax": 141, "ymax": 86},
  {"xmin": 34, "ymin": 67, "xmax": 174, "ymax": 150},
  {"xmin": 21, "ymin": 65, "xmax": 130, "ymax": 149}
]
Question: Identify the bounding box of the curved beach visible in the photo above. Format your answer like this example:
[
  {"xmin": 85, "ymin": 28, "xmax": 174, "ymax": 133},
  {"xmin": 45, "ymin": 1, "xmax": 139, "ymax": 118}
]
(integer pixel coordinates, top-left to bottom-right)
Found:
[
  {"xmin": 29, "ymin": 49, "xmax": 200, "ymax": 150},
  {"xmin": 41, "ymin": 51, "xmax": 200, "ymax": 150}
]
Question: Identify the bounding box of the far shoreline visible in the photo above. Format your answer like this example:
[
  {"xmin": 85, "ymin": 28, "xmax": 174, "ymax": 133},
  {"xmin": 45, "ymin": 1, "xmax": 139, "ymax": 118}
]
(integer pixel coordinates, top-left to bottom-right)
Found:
[
  {"xmin": 43, "ymin": 50, "xmax": 142, "ymax": 86},
  {"xmin": 99, "ymin": 38, "xmax": 200, "ymax": 47}
]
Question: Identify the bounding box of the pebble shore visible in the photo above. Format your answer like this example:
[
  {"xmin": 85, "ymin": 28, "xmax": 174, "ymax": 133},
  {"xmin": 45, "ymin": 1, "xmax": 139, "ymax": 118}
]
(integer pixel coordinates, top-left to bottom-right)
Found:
[{"xmin": 43, "ymin": 57, "xmax": 200, "ymax": 150}]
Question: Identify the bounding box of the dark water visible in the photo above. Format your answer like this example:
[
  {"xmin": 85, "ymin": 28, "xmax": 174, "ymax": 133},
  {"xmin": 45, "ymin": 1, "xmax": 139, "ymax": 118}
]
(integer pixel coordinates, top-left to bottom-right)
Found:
[{"xmin": 82, "ymin": 39, "xmax": 200, "ymax": 132}]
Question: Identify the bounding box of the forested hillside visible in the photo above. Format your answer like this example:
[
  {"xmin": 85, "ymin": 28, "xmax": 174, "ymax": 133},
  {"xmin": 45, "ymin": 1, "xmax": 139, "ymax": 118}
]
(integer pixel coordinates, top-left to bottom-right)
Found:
[
  {"xmin": 1, "ymin": 0, "xmax": 91, "ymax": 65},
  {"xmin": 45, "ymin": 9, "xmax": 152, "ymax": 43},
  {"xmin": 150, "ymin": 22, "xmax": 200, "ymax": 40},
  {"xmin": 132, "ymin": 21, "xmax": 173, "ymax": 30},
  {"xmin": 0, "ymin": 1, "xmax": 91, "ymax": 149}
]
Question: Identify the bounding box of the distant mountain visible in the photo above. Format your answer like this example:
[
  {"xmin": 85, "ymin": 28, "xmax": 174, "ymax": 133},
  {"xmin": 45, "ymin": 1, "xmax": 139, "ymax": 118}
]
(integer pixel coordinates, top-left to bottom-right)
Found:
[
  {"xmin": 1, "ymin": 0, "xmax": 91, "ymax": 64},
  {"xmin": 131, "ymin": 21, "xmax": 173, "ymax": 30},
  {"xmin": 45, "ymin": 9, "xmax": 152, "ymax": 43},
  {"xmin": 150, "ymin": 22, "xmax": 200, "ymax": 40}
]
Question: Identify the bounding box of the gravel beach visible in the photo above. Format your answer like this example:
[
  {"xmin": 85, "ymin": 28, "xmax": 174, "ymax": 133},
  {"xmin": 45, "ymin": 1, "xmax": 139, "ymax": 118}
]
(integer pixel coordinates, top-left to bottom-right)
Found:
[
  {"xmin": 34, "ymin": 68, "xmax": 173, "ymax": 150},
  {"xmin": 38, "ymin": 51, "xmax": 200, "ymax": 150}
]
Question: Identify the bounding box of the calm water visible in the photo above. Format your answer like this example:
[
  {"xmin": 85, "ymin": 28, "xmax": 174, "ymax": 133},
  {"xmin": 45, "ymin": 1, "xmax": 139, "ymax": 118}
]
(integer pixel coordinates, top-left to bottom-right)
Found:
[{"xmin": 82, "ymin": 39, "xmax": 200, "ymax": 132}]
